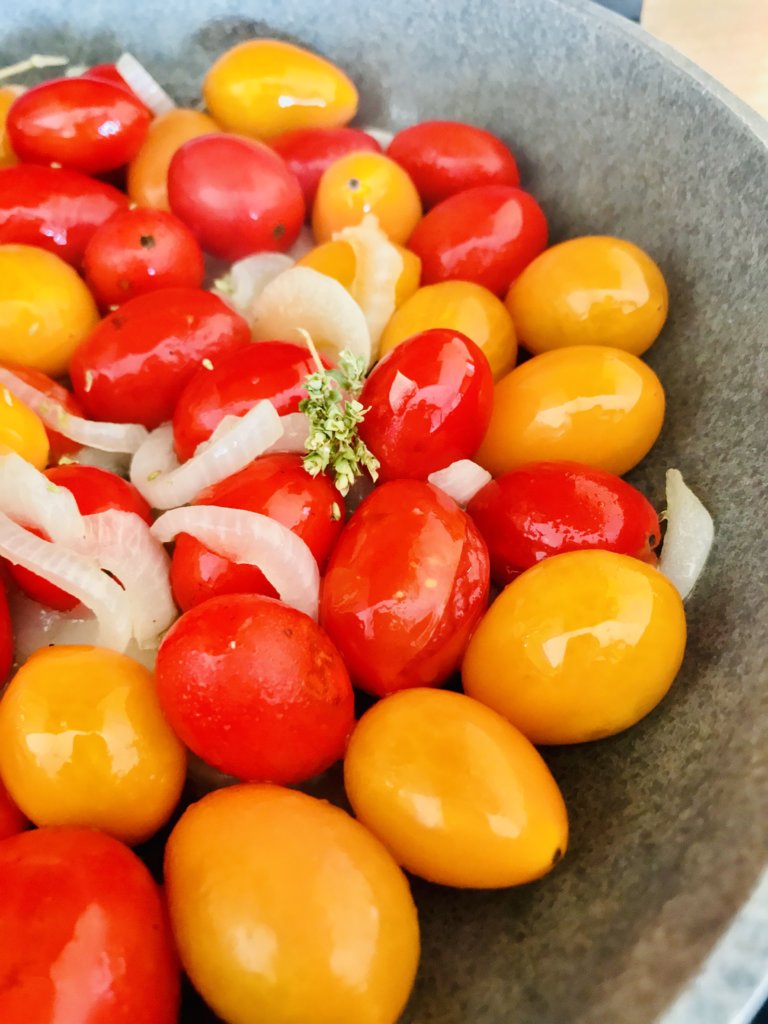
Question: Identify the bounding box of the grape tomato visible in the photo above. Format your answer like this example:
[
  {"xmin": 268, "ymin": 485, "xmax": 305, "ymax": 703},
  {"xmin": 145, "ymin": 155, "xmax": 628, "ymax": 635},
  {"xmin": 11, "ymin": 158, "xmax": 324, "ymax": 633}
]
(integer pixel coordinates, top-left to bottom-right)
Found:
[{"xmin": 270, "ymin": 125, "xmax": 382, "ymax": 206}]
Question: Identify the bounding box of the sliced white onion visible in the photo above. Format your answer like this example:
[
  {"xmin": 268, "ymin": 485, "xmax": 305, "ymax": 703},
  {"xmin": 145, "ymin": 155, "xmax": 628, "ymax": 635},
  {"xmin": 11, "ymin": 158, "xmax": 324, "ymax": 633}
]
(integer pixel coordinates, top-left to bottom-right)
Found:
[
  {"xmin": 252, "ymin": 265, "xmax": 372, "ymax": 367},
  {"xmin": 659, "ymin": 469, "xmax": 714, "ymax": 600},
  {"xmin": 266, "ymin": 413, "xmax": 309, "ymax": 454},
  {"xmin": 130, "ymin": 401, "xmax": 283, "ymax": 509},
  {"xmin": 116, "ymin": 52, "xmax": 176, "ymax": 116},
  {"xmin": 428, "ymin": 460, "xmax": 493, "ymax": 508},
  {"xmin": 212, "ymin": 253, "xmax": 295, "ymax": 326},
  {"xmin": 359, "ymin": 125, "xmax": 395, "ymax": 148},
  {"xmin": 287, "ymin": 226, "xmax": 316, "ymax": 262},
  {"xmin": 79, "ymin": 511, "xmax": 176, "ymax": 648},
  {"xmin": 0, "ymin": 453, "xmax": 84, "ymax": 545},
  {"xmin": 63, "ymin": 446, "xmax": 132, "ymax": 476},
  {"xmin": 152, "ymin": 506, "xmax": 320, "ymax": 620},
  {"xmin": 0, "ymin": 367, "xmax": 148, "ymax": 454},
  {"xmin": 0, "ymin": 514, "xmax": 130, "ymax": 652},
  {"xmin": 334, "ymin": 215, "xmax": 403, "ymax": 357}
]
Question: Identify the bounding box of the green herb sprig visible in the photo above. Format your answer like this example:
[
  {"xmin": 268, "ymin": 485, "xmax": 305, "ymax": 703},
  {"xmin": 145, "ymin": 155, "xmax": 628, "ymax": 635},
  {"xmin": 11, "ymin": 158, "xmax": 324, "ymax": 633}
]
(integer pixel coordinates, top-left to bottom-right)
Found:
[{"xmin": 297, "ymin": 332, "xmax": 379, "ymax": 496}]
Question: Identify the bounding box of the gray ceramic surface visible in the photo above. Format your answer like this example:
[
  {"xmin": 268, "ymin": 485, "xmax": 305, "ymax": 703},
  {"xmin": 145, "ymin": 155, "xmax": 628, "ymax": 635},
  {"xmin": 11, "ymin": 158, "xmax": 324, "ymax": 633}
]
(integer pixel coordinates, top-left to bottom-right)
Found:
[{"xmin": 2, "ymin": 0, "xmax": 766, "ymax": 1021}]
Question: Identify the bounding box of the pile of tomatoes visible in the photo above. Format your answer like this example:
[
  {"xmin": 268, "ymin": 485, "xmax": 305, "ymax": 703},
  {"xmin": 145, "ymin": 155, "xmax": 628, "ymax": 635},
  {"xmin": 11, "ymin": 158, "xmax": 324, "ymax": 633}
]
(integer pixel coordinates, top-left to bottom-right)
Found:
[{"xmin": 0, "ymin": 37, "xmax": 689, "ymax": 1024}]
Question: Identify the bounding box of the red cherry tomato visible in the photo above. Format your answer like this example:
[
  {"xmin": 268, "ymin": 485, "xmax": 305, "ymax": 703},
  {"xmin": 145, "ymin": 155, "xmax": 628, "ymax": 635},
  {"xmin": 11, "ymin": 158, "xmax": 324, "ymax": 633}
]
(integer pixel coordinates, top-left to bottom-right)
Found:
[
  {"xmin": 156, "ymin": 594, "xmax": 355, "ymax": 783},
  {"xmin": 359, "ymin": 328, "xmax": 494, "ymax": 482},
  {"xmin": 408, "ymin": 185, "xmax": 548, "ymax": 296},
  {"xmin": 0, "ymin": 576, "xmax": 12, "ymax": 682},
  {"xmin": 8, "ymin": 464, "xmax": 153, "ymax": 611},
  {"xmin": 0, "ymin": 165, "xmax": 128, "ymax": 266},
  {"xmin": 0, "ymin": 826, "xmax": 180, "ymax": 1024},
  {"xmin": 0, "ymin": 778, "xmax": 27, "ymax": 840},
  {"xmin": 168, "ymin": 134, "xmax": 305, "ymax": 261},
  {"xmin": 172, "ymin": 340, "xmax": 322, "ymax": 461},
  {"xmin": 7, "ymin": 77, "xmax": 151, "ymax": 174},
  {"xmin": 81, "ymin": 64, "xmax": 150, "ymax": 113},
  {"xmin": 387, "ymin": 120, "xmax": 520, "ymax": 207},
  {"xmin": 83, "ymin": 207, "xmax": 204, "ymax": 308},
  {"xmin": 270, "ymin": 126, "xmax": 381, "ymax": 207},
  {"xmin": 70, "ymin": 288, "xmax": 250, "ymax": 428},
  {"xmin": 321, "ymin": 480, "xmax": 490, "ymax": 696},
  {"xmin": 0, "ymin": 364, "xmax": 84, "ymax": 461},
  {"xmin": 467, "ymin": 461, "xmax": 662, "ymax": 586},
  {"xmin": 170, "ymin": 453, "xmax": 345, "ymax": 611}
]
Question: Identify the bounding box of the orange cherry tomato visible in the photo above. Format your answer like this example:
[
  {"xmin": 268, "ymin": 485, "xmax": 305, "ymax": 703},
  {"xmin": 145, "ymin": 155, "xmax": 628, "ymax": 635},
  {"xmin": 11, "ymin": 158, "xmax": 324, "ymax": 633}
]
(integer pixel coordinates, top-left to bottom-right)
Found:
[
  {"xmin": 463, "ymin": 550, "xmax": 687, "ymax": 744},
  {"xmin": 127, "ymin": 108, "xmax": 219, "ymax": 211},
  {"xmin": 476, "ymin": 345, "xmax": 665, "ymax": 476},
  {"xmin": 312, "ymin": 152, "xmax": 422, "ymax": 244},
  {"xmin": 0, "ymin": 386, "xmax": 49, "ymax": 469},
  {"xmin": 1, "ymin": 365, "xmax": 83, "ymax": 462},
  {"xmin": 345, "ymin": 688, "xmax": 568, "ymax": 887},
  {"xmin": 379, "ymin": 280, "xmax": 517, "ymax": 379},
  {"xmin": 0, "ymin": 86, "xmax": 22, "ymax": 168},
  {"xmin": 298, "ymin": 238, "xmax": 421, "ymax": 308},
  {"xmin": 0, "ymin": 645, "xmax": 186, "ymax": 844},
  {"xmin": 165, "ymin": 785, "xmax": 420, "ymax": 1024},
  {"xmin": 204, "ymin": 39, "xmax": 359, "ymax": 140},
  {"xmin": 506, "ymin": 236, "xmax": 669, "ymax": 355}
]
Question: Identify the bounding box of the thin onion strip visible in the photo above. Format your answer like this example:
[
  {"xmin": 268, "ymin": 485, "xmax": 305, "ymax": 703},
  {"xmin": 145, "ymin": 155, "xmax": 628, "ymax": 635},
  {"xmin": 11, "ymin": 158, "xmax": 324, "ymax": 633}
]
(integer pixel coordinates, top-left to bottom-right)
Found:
[{"xmin": 428, "ymin": 460, "xmax": 492, "ymax": 507}]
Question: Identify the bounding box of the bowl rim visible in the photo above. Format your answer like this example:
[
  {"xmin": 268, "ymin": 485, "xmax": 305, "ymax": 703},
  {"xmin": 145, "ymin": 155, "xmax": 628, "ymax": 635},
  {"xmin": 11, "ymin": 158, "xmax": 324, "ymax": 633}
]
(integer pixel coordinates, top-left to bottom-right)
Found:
[{"xmin": 554, "ymin": 7, "xmax": 768, "ymax": 1021}]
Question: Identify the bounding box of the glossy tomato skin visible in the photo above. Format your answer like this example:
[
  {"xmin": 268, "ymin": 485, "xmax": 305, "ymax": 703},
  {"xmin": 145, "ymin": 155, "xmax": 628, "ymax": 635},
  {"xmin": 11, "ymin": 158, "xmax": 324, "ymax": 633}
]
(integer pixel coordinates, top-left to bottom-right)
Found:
[
  {"xmin": 1, "ymin": 364, "xmax": 84, "ymax": 461},
  {"xmin": 7, "ymin": 78, "xmax": 151, "ymax": 174},
  {"xmin": 171, "ymin": 454, "xmax": 345, "ymax": 611},
  {"xmin": 321, "ymin": 480, "xmax": 490, "ymax": 696},
  {"xmin": 409, "ymin": 185, "xmax": 548, "ymax": 296},
  {"xmin": 156, "ymin": 594, "xmax": 355, "ymax": 783},
  {"xmin": 0, "ymin": 826, "xmax": 180, "ymax": 1024},
  {"xmin": 468, "ymin": 461, "xmax": 661, "ymax": 585},
  {"xmin": 168, "ymin": 134, "xmax": 305, "ymax": 261},
  {"xmin": 387, "ymin": 120, "xmax": 520, "ymax": 207},
  {"xmin": 173, "ymin": 340, "xmax": 320, "ymax": 461},
  {"xmin": 270, "ymin": 126, "xmax": 381, "ymax": 207},
  {"xmin": 69, "ymin": 288, "xmax": 251, "ymax": 428},
  {"xmin": 8, "ymin": 464, "xmax": 154, "ymax": 611},
  {"xmin": 0, "ymin": 576, "xmax": 12, "ymax": 682},
  {"xmin": 359, "ymin": 328, "xmax": 494, "ymax": 482},
  {"xmin": 83, "ymin": 207, "xmax": 205, "ymax": 308},
  {"xmin": 0, "ymin": 165, "xmax": 128, "ymax": 266}
]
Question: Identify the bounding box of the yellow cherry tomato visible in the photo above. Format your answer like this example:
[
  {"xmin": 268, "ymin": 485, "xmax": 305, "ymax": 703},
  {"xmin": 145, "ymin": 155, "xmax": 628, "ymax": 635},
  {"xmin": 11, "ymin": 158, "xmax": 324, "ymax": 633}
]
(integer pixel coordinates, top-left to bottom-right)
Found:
[
  {"xmin": 0, "ymin": 646, "xmax": 186, "ymax": 845},
  {"xmin": 0, "ymin": 387, "xmax": 49, "ymax": 469},
  {"xmin": 345, "ymin": 688, "xmax": 568, "ymax": 888},
  {"xmin": 506, "ymin": 236, "xmax": 669, "ymax": 356},
  {"xmin": 0, "ymin": 86, "xmax": 22, "ymax": 168},
  {"xmin": 298, "ymin": 238, "xmax": 421, "ymax": 307},
  {"xmin": 204, "ymin": 39, "xmax": 358, "ymax": 140},
  {"xmin": 127, "ymin": 108, "xmax": 220, "ymax": 210},
  {"xmin": 476, "ymin": 345, "xmax": 665, "ymax": 476},
  {"xmin": 379, "ymin": 280, "xmax": 518, "ymax": 378},
  {"xmin": 463, "ymin": 550, "xmax": 686, "ymax": 744},
  {"xmin": 165, "ymin": 785, "xmax": 420, "ymax": 1024},
  {"xmin": 0, "ymin": 245, "xmax": 99, "ymax": 377},
  {"xmin": 313, "ymin": 152, "xmax": 422, "ymax": 244}
]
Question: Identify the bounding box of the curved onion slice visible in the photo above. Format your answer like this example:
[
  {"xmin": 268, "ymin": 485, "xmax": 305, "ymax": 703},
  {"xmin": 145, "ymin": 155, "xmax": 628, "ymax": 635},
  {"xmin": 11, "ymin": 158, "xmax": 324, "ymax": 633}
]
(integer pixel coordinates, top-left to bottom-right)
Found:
[
  {"xmin": 334, "ymin": 215, "xmax": 403, "ymax": 356},
  {"xmin": 428, "ymin": 460, "xmax": 492, "ymax": 508},
  {"xmin": 152, "ymin": 506, "xmax": 320, "ymax": 620},
  {"xmin": 130, "ymin": 401, "xmax": 283, "ymax": 509},
  {"xmin": 65, "ymin": 447, "xmax": 132, "ymax": 475},
  {"xmin": 0, "ymin": 367, "xmax": 148, "ymax": 454},
  {"xmin": 0, "ymin": 514, "xmax": 130, "ymax": 652},
  {"xmin": 659, "ymin": 469, "xmax": 714, "ymax": 600},
  {"xmin": 212, "ymin": 252, "xmax": 294, "ymax": 325},
  {"xmin": 80, "ymin": 510, "xmax": 176, "ymax": 648},
  {"xmin": 266, "ymin": 413, "xmax": 309, "ymax": 454},
  {"xmin": 0, "ymin": 453, "xmax": 84, "ymax": 545},
  {"xmin": 288, "ymin": 226, "xmax": 316, "ymax": 262},
  {"xmin": 359, "ymin": 125, "xmax": 395, "ymax": 148},
  {"xmin": 252, "ymin": 265, "xmax": 371, "ymax": 367},
  {"xmin": 115, "ymin": 52, "xmax": 176, "ymax": 116}
]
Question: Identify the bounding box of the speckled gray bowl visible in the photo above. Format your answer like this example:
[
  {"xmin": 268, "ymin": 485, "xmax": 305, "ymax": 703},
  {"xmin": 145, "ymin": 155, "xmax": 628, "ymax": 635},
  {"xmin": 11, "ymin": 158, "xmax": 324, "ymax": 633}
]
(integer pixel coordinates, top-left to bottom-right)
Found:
[{"xmin": 3, "ymin": 0, "xmax": 766, "ymax": 1021}]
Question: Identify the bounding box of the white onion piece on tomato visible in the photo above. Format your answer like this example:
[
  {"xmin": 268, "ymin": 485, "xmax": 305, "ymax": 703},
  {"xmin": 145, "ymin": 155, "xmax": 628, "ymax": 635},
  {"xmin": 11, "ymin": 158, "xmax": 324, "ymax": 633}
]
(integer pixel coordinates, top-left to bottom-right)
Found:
[
  {"xmin": 0, "ymin": 514, "xmax": 130, "ymax": 652},
  {"xmin": 115, "ymin": 52, "xmax": 176, "ymax": 116},
  {"xmin": 0, "ymin": 367, "xmax": 148, "ymax": 454},
  {"xmin": 252, "ymin": 266, "xmax": 372, "ymax": 368},
  {"xmin": 359, "ymin": 125, "xmax": 395, "ymax": 148},
  {"xmin": 266, "ymin": 413, "xmax": 309, "ymax": 454},
  {"xmin": 287, "ymin": 226, "xmax": 315, "ymax": 262},
  {"xmin": 151, "ymin": 506, "xmax": 320, "ymax": 620},
  {"xmin": 428, "ymin": 460, "xmax": 493, "ymax": 508},
  {"xmin": 66, "ymin": 446, "xmax": 132, "ymax": 476},
  {"xmin": 212, "ymin": 252, "xmax": 294, "ymax": 326},
  {"xmin": 659, "ymin": 469, "xmax": 714, "ymax": 600},
  {"xmin": 79, "ymin": 510, "xmax": 176, "ymax": 648},
  {"xmin": 130, "ymin": 401, "xmax": 283, "ymax": 509},
  {"xmin": 0, "ymin": 452, "xmax": 84, "ymax": 545}
]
